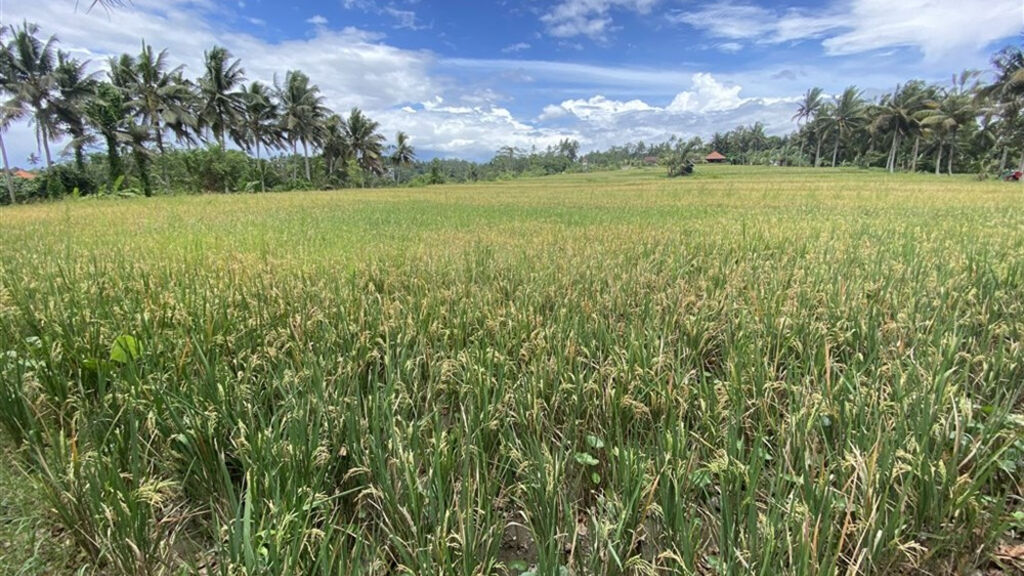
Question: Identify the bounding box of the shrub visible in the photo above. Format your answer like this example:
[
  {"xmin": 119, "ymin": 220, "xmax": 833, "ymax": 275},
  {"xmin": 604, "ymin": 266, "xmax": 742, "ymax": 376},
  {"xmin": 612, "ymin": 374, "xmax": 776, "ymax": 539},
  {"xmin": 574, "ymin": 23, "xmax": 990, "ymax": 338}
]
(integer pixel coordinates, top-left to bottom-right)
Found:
[
  {"xmin": 36, "ymin": 164, "xmax": 100, "ymax": 198},
  {"xmin": 665, "ymin": 155, "xmax": 694, "ymax": 178}
]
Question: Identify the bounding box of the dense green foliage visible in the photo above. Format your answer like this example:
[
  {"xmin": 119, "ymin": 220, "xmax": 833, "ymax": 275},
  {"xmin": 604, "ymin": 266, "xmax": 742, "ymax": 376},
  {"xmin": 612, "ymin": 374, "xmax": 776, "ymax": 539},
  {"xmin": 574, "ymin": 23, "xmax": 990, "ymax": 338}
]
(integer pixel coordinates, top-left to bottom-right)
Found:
[
  {"xmin": 0, "ymin": 22, "xmax": 409, "ymax": 202},
  {"xmin": 1, "ymin": 167, "xmax": 1022, "ymax": 574}
]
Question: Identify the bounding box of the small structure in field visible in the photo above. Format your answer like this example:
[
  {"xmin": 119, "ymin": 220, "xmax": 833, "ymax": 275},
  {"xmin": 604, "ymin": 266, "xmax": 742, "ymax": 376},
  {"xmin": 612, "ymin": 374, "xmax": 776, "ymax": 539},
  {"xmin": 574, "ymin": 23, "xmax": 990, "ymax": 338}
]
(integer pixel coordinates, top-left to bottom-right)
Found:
[
  {"xmin": 642, "ymin": 156, "xmax": 660, "ymax": 166},
  {"xmin": 12, "ymin": 169, "xmax": 36, "ymax": 180},
  {"xmin": 705, "ymin": 151, "xmax": 727, "ymax": 163}
]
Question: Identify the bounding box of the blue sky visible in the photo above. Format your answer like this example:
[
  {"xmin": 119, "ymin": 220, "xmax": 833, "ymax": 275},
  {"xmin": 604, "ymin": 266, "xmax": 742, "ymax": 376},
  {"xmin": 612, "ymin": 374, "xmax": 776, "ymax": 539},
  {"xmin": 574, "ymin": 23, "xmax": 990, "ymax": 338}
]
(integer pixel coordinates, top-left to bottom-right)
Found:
[{"xmin": 1, "ymin": 0, "xmax": 1022, "ymax": 162}]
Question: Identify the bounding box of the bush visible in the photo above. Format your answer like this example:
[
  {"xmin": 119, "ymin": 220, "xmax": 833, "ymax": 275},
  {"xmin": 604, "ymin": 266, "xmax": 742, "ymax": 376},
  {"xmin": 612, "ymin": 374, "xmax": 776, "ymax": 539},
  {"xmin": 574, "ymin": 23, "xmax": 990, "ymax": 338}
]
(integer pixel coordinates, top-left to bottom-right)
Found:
[
  {"xmin": 181, "ymin": 146, "xmax": 252, "ymax": 193},
  {"xmin": 36, "ymin": 164, "xmax": 100, "ymax": 198},
  {"xmin": 665, "ymin": 156, "xmax": 694, "ymax": 178}
]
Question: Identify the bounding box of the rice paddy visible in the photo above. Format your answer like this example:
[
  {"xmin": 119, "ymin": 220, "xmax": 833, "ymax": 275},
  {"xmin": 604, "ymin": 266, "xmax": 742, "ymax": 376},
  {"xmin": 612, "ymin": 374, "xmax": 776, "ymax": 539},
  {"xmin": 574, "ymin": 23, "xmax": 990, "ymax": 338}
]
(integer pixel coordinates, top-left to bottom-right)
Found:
[{"xmin": 0, "ymin": 165, "xmax": 1022, "ymax": 575}]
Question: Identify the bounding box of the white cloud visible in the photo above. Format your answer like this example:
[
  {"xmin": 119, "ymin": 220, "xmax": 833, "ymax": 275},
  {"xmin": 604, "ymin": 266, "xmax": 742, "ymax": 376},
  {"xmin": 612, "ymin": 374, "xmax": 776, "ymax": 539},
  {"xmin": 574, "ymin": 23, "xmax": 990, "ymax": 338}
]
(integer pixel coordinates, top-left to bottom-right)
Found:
[
  {"xmin": 672, "ymin": 0, "xmax": 1023, "ymax": 61},
  {"xmin": 342, "ymin": 0, "xmax": 376, "ymax": 10},
  {"xmin": 306, "ymin": 14, "xmax": 328, "ymax": 26},
  {"xmin": 540, "ymin": 95, "xmax": 655, "ymax": 122},
  {"xmin": 539, "ymin": 73, "xmax": 775, "ymax": 120},
  {"xmin": 716, "ymin": 42, "xmax": 743, "ymax": 53},
  {"xmin": 667, "ymin": 73, "xmax": 747, "ymax": 113},
  {"xmin": 375, "ymin": 104, "xmax": 573, "ymax": 158},
  {"xmin": 531, "ymin": 73, "xmax": 802, "ymax": 152},
  {"xmin": 501, "ymin": 42, "xmax": 532, "ymax": 54},
  {"xmin": 541, "ymin": 0, "xmax": 660, "ymax": 40},
  {"xmin": 821, "ymin": 0, "xmax": 1021, "ymax": 60},
  {"xmin": 383, "ymin": 7, "xmax": 428, "ymax": 30},
  {"xmin": 668, "ymin": 3, "xmax": 774, "ymax": 40}
]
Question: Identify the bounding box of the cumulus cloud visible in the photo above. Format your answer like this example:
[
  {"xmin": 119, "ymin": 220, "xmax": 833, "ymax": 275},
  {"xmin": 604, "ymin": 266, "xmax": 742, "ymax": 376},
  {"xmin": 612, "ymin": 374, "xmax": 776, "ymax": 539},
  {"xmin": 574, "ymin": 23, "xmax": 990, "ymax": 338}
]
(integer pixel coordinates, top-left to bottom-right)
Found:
[
  {"xmin": 533, "ymin": 73, "xmax": 801, "ymax": 152},
  {"xmin": 541, "ymin": 73, "xmax": 793, "ymax": 121},
  {"xmin": 376, "ymin": 104, "xmax": 573, "ymax": 158},
  {"xmin": 306, "ymin": 15, "xmax": 328, "ymax": 26},
  {"xmin": 540, "ymin": 95, "xmax": 655, "ymax": 122},
  {"xmin": 666, "ymin": 73, "xmax": 747, "ymax": 113}
]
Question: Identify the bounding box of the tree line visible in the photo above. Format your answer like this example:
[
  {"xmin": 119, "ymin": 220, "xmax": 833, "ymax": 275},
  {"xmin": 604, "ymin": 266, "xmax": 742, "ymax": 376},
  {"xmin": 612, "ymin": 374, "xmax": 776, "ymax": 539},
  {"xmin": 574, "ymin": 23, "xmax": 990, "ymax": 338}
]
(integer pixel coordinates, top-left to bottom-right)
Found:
[
  {"xmin": 786, "ymin": 67, "xmax": 1018, "ymax": 175},
  {"xmin": 0, "ymin": 21, "xmax": 416, "ymax": 202},
  {"xmin": 2, "ymin": 20, "xmax": 1024, "ymax": 204}
]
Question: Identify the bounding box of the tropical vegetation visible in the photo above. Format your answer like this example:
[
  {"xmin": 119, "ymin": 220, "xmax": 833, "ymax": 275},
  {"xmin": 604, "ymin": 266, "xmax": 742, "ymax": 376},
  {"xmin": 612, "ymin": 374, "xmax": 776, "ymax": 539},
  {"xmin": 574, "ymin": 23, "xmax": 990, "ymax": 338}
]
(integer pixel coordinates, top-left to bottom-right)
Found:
[{"xmin": 4, "ymin": 23, "xmax": 1024, "ymax": 203}]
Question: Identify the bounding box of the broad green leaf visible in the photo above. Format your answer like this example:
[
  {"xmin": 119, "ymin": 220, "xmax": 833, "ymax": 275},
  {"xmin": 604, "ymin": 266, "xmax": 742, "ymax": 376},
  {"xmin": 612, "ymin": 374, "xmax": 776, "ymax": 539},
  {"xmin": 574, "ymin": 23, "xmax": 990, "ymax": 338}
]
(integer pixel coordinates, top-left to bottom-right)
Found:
[
  {"xmin": 574, "ymin": 452, "xmax": 599, "ymax": 467},
  {"xmin": 110, "ymin": 335, "xmax": 141, "ymax": 364}
]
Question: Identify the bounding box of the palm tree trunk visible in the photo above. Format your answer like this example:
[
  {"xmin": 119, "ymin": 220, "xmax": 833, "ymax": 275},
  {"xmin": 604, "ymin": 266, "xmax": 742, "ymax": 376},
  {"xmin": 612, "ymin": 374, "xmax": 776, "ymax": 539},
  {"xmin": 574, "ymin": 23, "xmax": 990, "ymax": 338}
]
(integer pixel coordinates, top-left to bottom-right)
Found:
[
  {"xmin": 910, "ymin": 136, "xmax": 920, "ymax": 172},
  {"xmin": 1017, "ymin": 149, "xmax": 1023, "ymax": 173},
  {"xmin": 999, "ymin": 146, "xmax": 1008, "ymax": 172},
  {"xmin": 935, "ymin": 143, "xmax": 942, "ymax": 176},
  {"xmin": 831, "ymin": 135, "xmax": 840, "ymax": 168},
  {"xmin": 947, "ymin": 145, "xmax": 954, "ymax": 175},
  {"xmin": 893, "ymin": 132, "xmax": 902, "ymax": 172},
  {"xmin": 40, "ymin": 125, "xmax": 53, "ymax": 167},
  {"xmin": 256, "ymin": 142, "xmax": 266, "ymax": 193},
  {"xmin": 0, "ymin": 130, "xmax": 16, "ymax": 204},
  {"xmin": 154, "ymin": 122, "xmax": 165, "ymax": 155},
  {"xmin": 885, "ymin": 137, "xmax": 892, "ymax": 172},
  {"xmin": 153, "ymin": 118, "xmax": 168, "ymax": 190},
  {"xmin": 302, "ymin": 139, "xmax": 311, "ymax": 181},
  {"xmin": 291, "ymin": 141, "xmax": 298, "ymax": 181},
  {"xmin": 814, "ymin": 135, "xmax": 822, "ymax": 167}
]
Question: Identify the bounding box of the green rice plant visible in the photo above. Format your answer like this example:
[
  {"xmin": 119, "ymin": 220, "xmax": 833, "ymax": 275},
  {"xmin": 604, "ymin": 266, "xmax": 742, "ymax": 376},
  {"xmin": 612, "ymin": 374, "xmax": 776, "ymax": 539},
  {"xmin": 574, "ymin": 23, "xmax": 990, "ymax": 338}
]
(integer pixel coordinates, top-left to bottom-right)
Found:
[
  {"xmin": 0, "ymin": 166, "xmax": 1022, "ymax": 574},
  {"xmin": 578, "ymin": 441, "xmax": 657, "ymax": 576}
]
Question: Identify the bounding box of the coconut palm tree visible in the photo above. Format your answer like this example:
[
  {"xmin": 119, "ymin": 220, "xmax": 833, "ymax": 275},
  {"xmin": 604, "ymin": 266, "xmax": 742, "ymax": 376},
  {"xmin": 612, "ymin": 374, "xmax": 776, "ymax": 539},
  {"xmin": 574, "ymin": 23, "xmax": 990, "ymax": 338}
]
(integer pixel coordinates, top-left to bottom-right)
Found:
[
  {"xmin": 164, "ymin": 72, "xmax": 201, "ymax": 148},
  {"xmin": 276, "ymin": 70, "xmax": 327, "ymax": 181},
  {"xmin": 123, "ymin": 41, "xmax": 196, "ymax": 156},
  {"xmin": 919, "ymin": 72, "xmax": 979, "ymax": 175},
  {"xmin": 126, "ymin": 121, "xmax": 154, "ymax": 196},
  {"xmin": 85, "ymin": 81, "xmax": 127, "ymax": 186},
  {"xmin": 390, "ymin": 131, "xmax": 415, "ymax": 184},
  {"xmin": 820, "ymin": 86, "xmax": 866, "ymax": 167},
  {"xmin": 871, "ymin": 81, "xmax": 928, "ymax": 172},
  {"xmin": 4, "ymin": 22, "xmax": 59, "ymax": 167},
  {"xmin": 241, "ymin": 81, "xmax": 281, "ymax": 191},
  {"xmin": 982, "ymin": 46, "xmax": 1024, "ymax": 170},
  {"xmin": 198, "ymin": 45, "xmax": 245, "ymax": 148},
  {"xmin": 498, "ymin": 145, "xmax": 519, "ymax": 174},
  {"xmin": 0, "ymin": 27, "xmax": 23, "ymax": 203},
  {"xmin": 81, "ymin": 0, "xmax": 129, "ymax": 11},
  {"xmin": 321, "ymin": 113, "xmax": 351, "ymax": 180},
  {"xmin": 792, "ymin": 87, "xmax": 823, "ymax": 163},
  {"xmin": 50, "ymin": 51, "xmax": 96, "ymax": 171},
  {"xmin": 342, "ymin": 107, "xmax": 385, "ymax": 180},
  {"xmin": 986, "ymin": 46, "xmax": 1024, "ymax": 101},
  {"xmin": 0, "ymin": 104, "xmax": 18, "ymax": 204}
]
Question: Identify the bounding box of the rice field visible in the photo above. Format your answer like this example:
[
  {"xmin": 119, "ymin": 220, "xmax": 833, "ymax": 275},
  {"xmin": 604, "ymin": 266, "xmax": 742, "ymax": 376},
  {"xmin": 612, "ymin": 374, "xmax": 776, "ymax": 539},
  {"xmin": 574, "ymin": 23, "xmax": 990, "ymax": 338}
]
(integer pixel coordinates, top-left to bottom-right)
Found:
[{"xmin": 0, "ymin": 165, "xmax": 1022, "ymax": 575}]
